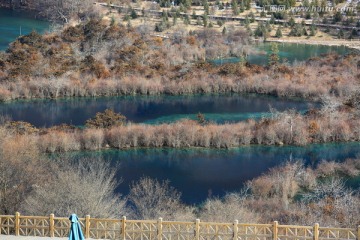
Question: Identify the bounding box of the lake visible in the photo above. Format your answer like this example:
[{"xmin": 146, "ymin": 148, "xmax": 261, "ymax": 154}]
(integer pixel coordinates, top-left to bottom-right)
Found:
[
  {"xmin": 0, "ymin": 8, "xmax": 353, "ymax": 65},
  {"xmin": 0, "ymin": 8, "xmax": 50, "ymax": 51},
  {"xmin": 213, "ymin": 42, "xmax": 352, "ymax": 65},
  {"xmin": 1, "ymin": 8, "xmax": 359, "ymax": 206},
  {"xmin": 0, "ymin": 94, "xmax": 315, "ymax": 127},
  {"xmin": 62, "ymin": 142, "xmax": 360, "ymax": 204}
]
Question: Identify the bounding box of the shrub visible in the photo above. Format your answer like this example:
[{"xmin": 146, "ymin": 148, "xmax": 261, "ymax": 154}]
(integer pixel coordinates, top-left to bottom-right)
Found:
[
  {"xmin": 127, "ymin": 177, "xmax": 193, "ymax": 220},
  {"xmin": 86, "ymin": 109, "xmax": 127, "ymax": 128},
  {"xmin": 23, "ymin": 160, "xmax": 126, "ymax": 218}
]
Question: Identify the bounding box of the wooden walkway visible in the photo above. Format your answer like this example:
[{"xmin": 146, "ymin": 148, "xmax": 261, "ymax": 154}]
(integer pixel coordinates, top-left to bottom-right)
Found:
[{"xmin": 1, "ymin": 213, "xmax": 359, "ymax": 240}]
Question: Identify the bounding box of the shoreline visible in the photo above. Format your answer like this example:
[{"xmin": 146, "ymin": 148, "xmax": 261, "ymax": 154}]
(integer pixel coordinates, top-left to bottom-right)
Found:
[{"xmin": 266, "ymin": 38, "xmax": 360, "ymax": 51}]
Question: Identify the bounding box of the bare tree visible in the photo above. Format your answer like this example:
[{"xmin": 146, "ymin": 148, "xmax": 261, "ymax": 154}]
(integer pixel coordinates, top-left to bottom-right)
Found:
[
  {"xmin": 199, "ymin": 192, "xmax": 259, "ymax": 223},
  {"xmin": 0, "ymin": 130, "xmax": 49, "ymax": 214},
  {"xmin": 127, "ymin": 177, "xmax": 194, "ymax": 220},
  {"xmin": 294, "ymin": 178, "xmax": 360, "ymax": 227},
  {"xmin": 34, "ymin": 0, "xmax": 97, "ymax": 23},
  {"xmin": 22, "ymin": 160, "xmax": 126, "ymax": 218}
]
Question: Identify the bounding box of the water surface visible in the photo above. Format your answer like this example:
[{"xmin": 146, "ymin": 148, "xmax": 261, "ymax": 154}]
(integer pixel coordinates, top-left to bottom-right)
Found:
[
  {"xmin": 0, "ymin": 94, "xmax": 314, "ymax": 127},
  {"xmin": 0, "ymin": 9, "xmax": 352, "ymax": 65},
  {"xmin": 62, "ymin": 142, "xmax": 360, "ymax": 204},
  {"xmin": 0, "ymin": 8, "xmax": 50, "ymax": 51},
  {"xmin": 213, "ymin": 42, "xmax": 352, "ymax": 65}
]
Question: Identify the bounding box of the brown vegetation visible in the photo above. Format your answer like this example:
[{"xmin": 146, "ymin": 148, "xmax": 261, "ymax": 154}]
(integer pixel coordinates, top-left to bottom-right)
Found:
[
  {"xmin": 14, "ymin": 155, "xmax": 360, "ymax": 226},
  {"xmin": 0, "ymin": 17, "xmax": 358, "ymax": 102},
  {"xmin": 0, "ymin": 99, "xmax": 354, "ymax": 152},
  {"xmin": 23, "ymin": 160, "xmax": 126, "ymax": 218},
  {"xmin": 0, "ymin": 124, "xmax": 358, "ymax": 225},
  {"xmin": 127, "ymin": 177, "xmax": 193, "ymax": 220},
  {"xmin": 245, "ymin": 160, "xmax": 360, "ymax": 227},
  {"xmin": 0, "ymin": 96, "xmax": 358, "ymax": 156},
  {"xmin": 85, "ymin": 109, "xmax": 127, "ymax": 128}
]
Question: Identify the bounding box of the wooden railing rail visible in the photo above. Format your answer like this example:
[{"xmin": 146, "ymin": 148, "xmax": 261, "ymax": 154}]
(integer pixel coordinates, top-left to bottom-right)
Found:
[{"xmin": 0, "ymin": 213, "xmax": 359, "ymax": 240}]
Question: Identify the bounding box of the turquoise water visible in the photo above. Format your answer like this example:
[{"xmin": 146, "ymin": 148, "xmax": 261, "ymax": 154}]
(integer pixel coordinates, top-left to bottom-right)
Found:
[
  {"xmin": 0, "ymin": 8, "xmax": 50, "ymax": 51},
  {"xmin": 0, "ymin": 8, "xmax": 352, "ymax": 64},
  {"xmin": 213, "ymin": 42, "xmax": 352, "ymax": 65},
  {"xmin": 0, "ymin": 94, "xmax": 315, "ymax": 127},
  {"xmin": 2, "ymin": 9, "xmax": 358, "ymax": 205},
  {"xmin": 62, "ymin": 142, "xmax": 360, "ymax": 204}
]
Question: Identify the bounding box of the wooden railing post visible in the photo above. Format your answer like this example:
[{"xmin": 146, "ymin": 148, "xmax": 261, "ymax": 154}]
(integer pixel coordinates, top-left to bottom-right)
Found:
[
  {"xmin": 49, "ymin": 214, "xmax": 55, "ymax": 237},
  {"xmin": 85, "ymin": 215, "xmax": 90, "ymax": 239},
  {"xmin": 357, "ymin": 225, "xmax": 360, "ymax": 240},
  {"xmin": 15, "ymin": 212, "xmax": 20, "ymax": 236},
  {"xmin": 157, "ymin": 217, "xmax": 163, "ymax": 240},
  {"xmin": 313, "ymin": 223, "xmax": 319, "ymax": 240},
  {"xmin": 121, "ymin": 216, "xmax": 126, "ymax": 240},
  {"xmin": 233, "ymin": 220, "xmax": 238, "ymax": 240},
  {"xmin": 273, "ymin": 221, "xmax": 278, "ymax": 240},
  {"xmin": 195, "ymin": 219, "xmax": 200, "ymax": 240}
]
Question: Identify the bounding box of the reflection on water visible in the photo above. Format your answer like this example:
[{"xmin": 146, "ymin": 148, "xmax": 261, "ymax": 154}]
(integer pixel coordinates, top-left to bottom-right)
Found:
[
  {"xmin": 0, "ymin": 8, "xmax": 50, "ymax": 51},
  {"xmin": 212, "ymin": 42, "xmax": 352, "ymax": 65},
  {"xmin": 60, "ymin": 142, "xmax": 360, "ymax": 204},
  {"xmin": 0, "ymin": 94, "xmax": 315, "ymax": 127}
]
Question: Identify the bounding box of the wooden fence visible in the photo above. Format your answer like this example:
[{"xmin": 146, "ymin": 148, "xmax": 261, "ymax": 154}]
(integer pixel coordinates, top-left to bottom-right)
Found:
[{"xmin": 0, "ymin": 213, "xmax": 359, "ymax": 240}]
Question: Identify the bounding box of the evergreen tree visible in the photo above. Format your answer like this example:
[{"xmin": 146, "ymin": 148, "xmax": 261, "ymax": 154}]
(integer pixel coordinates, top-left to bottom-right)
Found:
[
  {"xmin": 310, "ymin": 24, "xmax": 317, "ymax": 36},
  {"xmin": 333, "ymin": 11, "xmax": 342, "ymax": 23},
  {"xmin": 270, "ymin": 14, "xmax": 275, "ymax": 24},
  {"xmin": 217, "ymin": 20, "xmax": 224, "ymax": 26},
  {"xmin": 266, "ymin": 21, "xmax": 272, "ymax": 32},
  {"xmin": 184, "ymin": 14, "xmax": 190, "ymax": 25},
  {"xmin": 245, "ymin": 16, "xmax": 250, "ymax": 25},
  {"xmin": 130, "ymin": 8, "xmax": 138, "ymax": 19},
  {"xmin": 192, "ymin": 10, "xmax": 197, "ymax": 19},
  {"xmin": 240, "ymin": 0, "xmax": 245, "ymax": 12},
  {"xmin": 203, "ymin": 0, "xmax": 209, "ymax": 14},
  {"xmin": 254, "ymin": 22, "xmax": 268, "ymax": 39},
  {"xmin": 249, "ymin": 11, "xmax": 255, "ymax": 22},
  {"xmin": 232, "ymin": 0, "xmax": 239, "ymax": 15},
  {"xmin": 351, "ymin": 28, "xmax": 358, "ymax": 37},
  {"xmin": 288, "ymin": 17, "xmax": 295, "ymax": 27},
  {"xmin": 289, "ymin": 24, "xmax": 303, "ymax": 36},
  {"xmin": 337, "ymin": 29, "xmax": 344, "ymax": 39},
  {"xmin": 184, "ymin": 0, "xmax": 192, "ymax": 9},
  {"xmin": 246, "ymin": 25, "xmax": 253, "ymax": 36},
  {"xmin": 219, "ymin": 2, "xmax": 224, "ymax": 10},
  {"xmin": 239, "ymin": 54, "xmax": 247, "ymax": 67},
  {"xmin": 302, "ymin": 27, "xmax": 308, "ymax": 36},
  {"xmin": 197, "ymin": 113, "xmax": 206, "ymax": 125},
  {"xmin": 173, "ymin": 14, "xmax": 177, "ymax": 25},
  {"xmin": 268, "ymin": 43, "xmax": 280, "ymax": 66},
  {"xmin": 275, "ymin": 27, "xmax": 283, "ymax": 38},
  {"xmin": 203, "ymin": 13, "xmax": 208, "ymax": 27}
]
